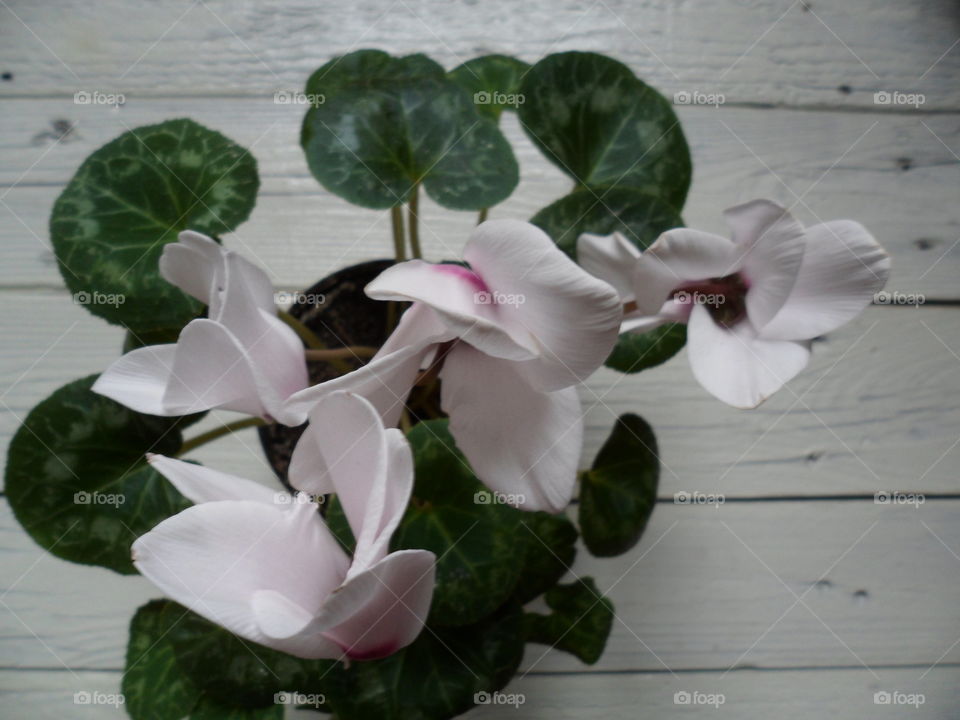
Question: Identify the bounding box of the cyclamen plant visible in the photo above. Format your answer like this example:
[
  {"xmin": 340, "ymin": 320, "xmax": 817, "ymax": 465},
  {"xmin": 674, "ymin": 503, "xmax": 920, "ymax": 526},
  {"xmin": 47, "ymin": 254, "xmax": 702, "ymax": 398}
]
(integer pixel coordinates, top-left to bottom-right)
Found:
[{"xmin": 6, "ymin": 50, "xmax": 888, "ymax": 720}]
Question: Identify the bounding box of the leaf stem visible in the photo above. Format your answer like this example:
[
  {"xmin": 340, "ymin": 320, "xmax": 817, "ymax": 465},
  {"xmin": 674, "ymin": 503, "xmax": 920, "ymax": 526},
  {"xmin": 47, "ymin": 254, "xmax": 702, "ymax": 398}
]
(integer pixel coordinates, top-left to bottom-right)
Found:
[
  {"xmin": 305, "ymin": 346, "xmax": 378, "ymax": 362},
  {"xmin": 278, "ymin": 310, "xmax": 326, "ymax": 350},
  {"xmin": 477, "ymin": 207, "xmax": 489, "ymax": 225},
  {"xmin": 178, "ymin": 417, "xmax": 266, "ymax": 456},
  {"xmin": 391, "ymin": 205, "xmax": 407, "ymax": 262},
  {"xmin": 408, "ymin": 184, "xmax": 422, "ymax": 259}
]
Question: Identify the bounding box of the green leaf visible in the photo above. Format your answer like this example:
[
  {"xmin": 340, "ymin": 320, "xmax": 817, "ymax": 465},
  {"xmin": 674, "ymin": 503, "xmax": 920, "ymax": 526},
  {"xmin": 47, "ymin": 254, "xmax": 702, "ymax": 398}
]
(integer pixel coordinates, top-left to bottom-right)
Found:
[
  {"xmin": 579, "ymin": 414, "xmax": 659, "ymax": 557},
  {"xmin": 448, "ymin": 54, "xmax": 530, "ymax": 121},
  {"xmin": 301, "ymin": 50, "xmax": 518, "ymax": 210},
  {"xmin": 392, "ymin": 420, "xmax": 522, "ymax": 626},
  {"xmin": 531, "ymin": 186, "xmax": 682, "ymax": 259},
  {"xmin": 190, "ymin": 697, "xmax": 284, "ymax": 720},
  {"xmin": 605, "ymin": 322, "xmax": 687, "ymax": 374},
  {"xmin": 531, "ymin": 186, "xmax": 687, "ymax": 373},
  {"xmin": 518, "ymin": 52, "xmax": 691, "ymax": 209},
  {"xmin": 323, "ymin": 602, "xmax": 525, "ymax": 720},
  {"xmin": 523, "ymin": 578, "xmax": 614, "ymax": 664},
  {"xmin": 124, "ymin": 601, "xmax": 200, "ymax": 720},
  {"xmin": 513, "ymin": 511, "xmax": 578, "ymax": 603},
  {"xmin": 50, "ymin": 119, "xmax": 259, "ymax": 334},
  {"xmin": 5, "ymin": 375, "xmax": 191, "ymax": 574},
  {"xmin": 168, "ymin": 607, "xmax": 332, "ymax": 710}
]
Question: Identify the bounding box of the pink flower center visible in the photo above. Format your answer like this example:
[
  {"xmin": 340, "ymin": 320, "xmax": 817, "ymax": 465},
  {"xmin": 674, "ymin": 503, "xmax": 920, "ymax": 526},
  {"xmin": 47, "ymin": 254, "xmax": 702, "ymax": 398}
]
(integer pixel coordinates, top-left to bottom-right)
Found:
[
  {"xmin": 434, "ymin": 263, "xmax": 489, "ymax": 293},
  {"xmin": 672, "ymin": 273, "xmax": 749, "ymax": 328}
]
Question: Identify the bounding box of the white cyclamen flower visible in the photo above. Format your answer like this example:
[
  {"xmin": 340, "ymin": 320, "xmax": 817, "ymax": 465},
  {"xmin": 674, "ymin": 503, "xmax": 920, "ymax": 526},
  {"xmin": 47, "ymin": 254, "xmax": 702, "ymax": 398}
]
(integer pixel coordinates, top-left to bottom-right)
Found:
[
  {"xmin": 133, "ymin": 391, "xmax": 435, "ymax": 660},
  {"xmin": 93, "ymin": 231, "xmax": 309, "ymax": 424},
  {"xmin": 286, "ymin": 219, "xmax": 623, "ymax": 513},
  {"xmin": 578, "ymin": 199, "xmax": 890, "ymax": 408}
]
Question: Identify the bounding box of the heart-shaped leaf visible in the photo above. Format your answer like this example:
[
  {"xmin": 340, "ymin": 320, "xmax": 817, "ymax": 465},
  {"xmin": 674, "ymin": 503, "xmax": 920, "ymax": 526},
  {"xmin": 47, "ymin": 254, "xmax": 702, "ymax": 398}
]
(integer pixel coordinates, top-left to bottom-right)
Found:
[
  {"xmin": 5, "ymin": 375, "xmax": 191, "ymax": 574},
  {"xmin": 513, "ymin": 511, "xmax": 578, "ymax": 603},
  {"xmin": 532, "ymin": 186, "xmax": 687, "ymax": 373},
  {"xmin": 50, "ymin": 119, "xmax": 259, "ymax": 334},
  {"xmin": 322, "ymin": 601, "xmax": 525, "ymax": 720},
  {"xmin": 523, "ymin": 578, "xmax": 613, "ymax": 664},
  {"xmin": 392, "ymin": 419, "xmax": 522, "ymax": 626},
  {"xmin": 518, "ymin": 52, "xmax": 691, "ymax": 209},
  {"xmin": 301, "ymin": 50, "xmax": 518, "ymax": 210},
  {"xmin": 448, "ymin": 54, "xmax": 530, "ymax": 121},
  {"xmin": 579, "ymin": 414, "xmax": 659, "ymax": 557}
]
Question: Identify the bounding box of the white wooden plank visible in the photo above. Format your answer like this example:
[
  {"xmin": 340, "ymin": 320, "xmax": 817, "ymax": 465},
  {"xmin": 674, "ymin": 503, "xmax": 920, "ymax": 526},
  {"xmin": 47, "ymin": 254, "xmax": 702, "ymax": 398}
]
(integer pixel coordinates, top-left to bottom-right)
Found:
[
  {"xmin": 1, "ymin": 666, "xmax": 957, "ymax": 720},
  {"xmin": 3, "ymin": 102, "xmax": 957, "ymax": 296},
  {"xmin": 3, "ymin": 498, "xmax": 959, "ymax": 672},
  {"xmin": 1, "ymin": 294, "xmax": 958, "ymax": 497},
  {"xmin": 0, "ymin": 0, "xmax": 957, "ymax": 109}
]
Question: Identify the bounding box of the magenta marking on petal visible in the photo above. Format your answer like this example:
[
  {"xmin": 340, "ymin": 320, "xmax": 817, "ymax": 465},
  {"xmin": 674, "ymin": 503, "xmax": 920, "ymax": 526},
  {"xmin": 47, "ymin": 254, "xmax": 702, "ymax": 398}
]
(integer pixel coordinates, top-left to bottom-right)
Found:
[
  {"xmin": 340, "ymin": 641, "xmax": 400, "ymax": 661},
  {"xmin": 434, "ymin": 263, "xmax": 489, "ymax": 293}
]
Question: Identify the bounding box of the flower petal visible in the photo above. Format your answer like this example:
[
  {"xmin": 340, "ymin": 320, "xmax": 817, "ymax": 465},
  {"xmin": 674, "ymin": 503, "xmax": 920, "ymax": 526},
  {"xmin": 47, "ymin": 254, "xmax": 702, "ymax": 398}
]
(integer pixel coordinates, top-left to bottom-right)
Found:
[
  {"xmin": 318, "ymin": 549, "xmax": 436, "ymax": 660},
  {"xmin": 633, "ymin": 229, "xmax": 741, "ymax": 315},
  {"xmin": 686, "ymin": 305, "xmax": 810, "ymax": 408},
  {"xmin": 576, "ymin": 231, "xmax": 641, "ymax": 301},
  {"xmin": 465, "ymin": 220, "xmax": 623, "ymax": 390},
  {"xmin": 146, "ymin": 453, "xmax": 278, "ymax": 506},
  {"xmin": 92, "ymin": 344, "xmax": 179, "ymax": 415},
  {"xmin": 440, "ymin": 344, "xmax": 582, "ymax": 512},
  {"xmin": 366, "ymin": 259, "xmax": 537, "ymax": 362},
  {"xmin": 132, "ymin": 499, "xmax": 350, "ymax": 659},
  {"xmin": 159, "ymin": 231, "xmax": 225, "ymax": 307},
  {"xmin": 725, "ymin": 200, "xmax": 807, "ymax": 331},
  {"xmin": 759, "ymin": 221, "xmax": 890, "ymax": 341}
]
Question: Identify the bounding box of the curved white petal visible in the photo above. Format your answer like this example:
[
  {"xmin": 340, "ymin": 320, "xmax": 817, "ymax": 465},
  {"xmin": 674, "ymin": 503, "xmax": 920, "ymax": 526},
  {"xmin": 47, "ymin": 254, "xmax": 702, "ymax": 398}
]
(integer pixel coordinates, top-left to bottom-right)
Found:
[
  {"xmin": 367, "ymin": 259, "xmax": 537, "ymax": 362},
  {"xmin": 760, "ymin": 221, "xmax": 890, "ymax": 341},
  {"xmin": 92, "ymin": 344, "xmax": 178, "ymax": 415},
  {"xmin": 318, "ymin": 549, "xmax": 436, "ymax": 660},
  {"xmin": 159, "ymin": 231, "xmax": 225, "ymax": 307},
  {"xmin": 577, "ymin": 231, "xmax": 641, "ymax": 301},
  {"xmin": 686, "ymin": 305, "xmax": 810, "ymax": 409},
  {"xmin": 633, "ymin": 229, "xmax": 741, "ymax": 315},
  {"xmin": 465, "ymin": 220, "xmax": 623, "ymax": 390},
  {"xmin": 726, "ymin": 201, "xmax": 807, "ymax": 331},
  {"xmin": 440, "ymin": 344, "xmax": 582, "ymax": 512},
  {"xmin": 132, "ymin": 499, "xmax": 350, "ymax": 659},
  {"xmin": 146, "ymin": 454, "xmax": 278, "ymax": 506}
]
